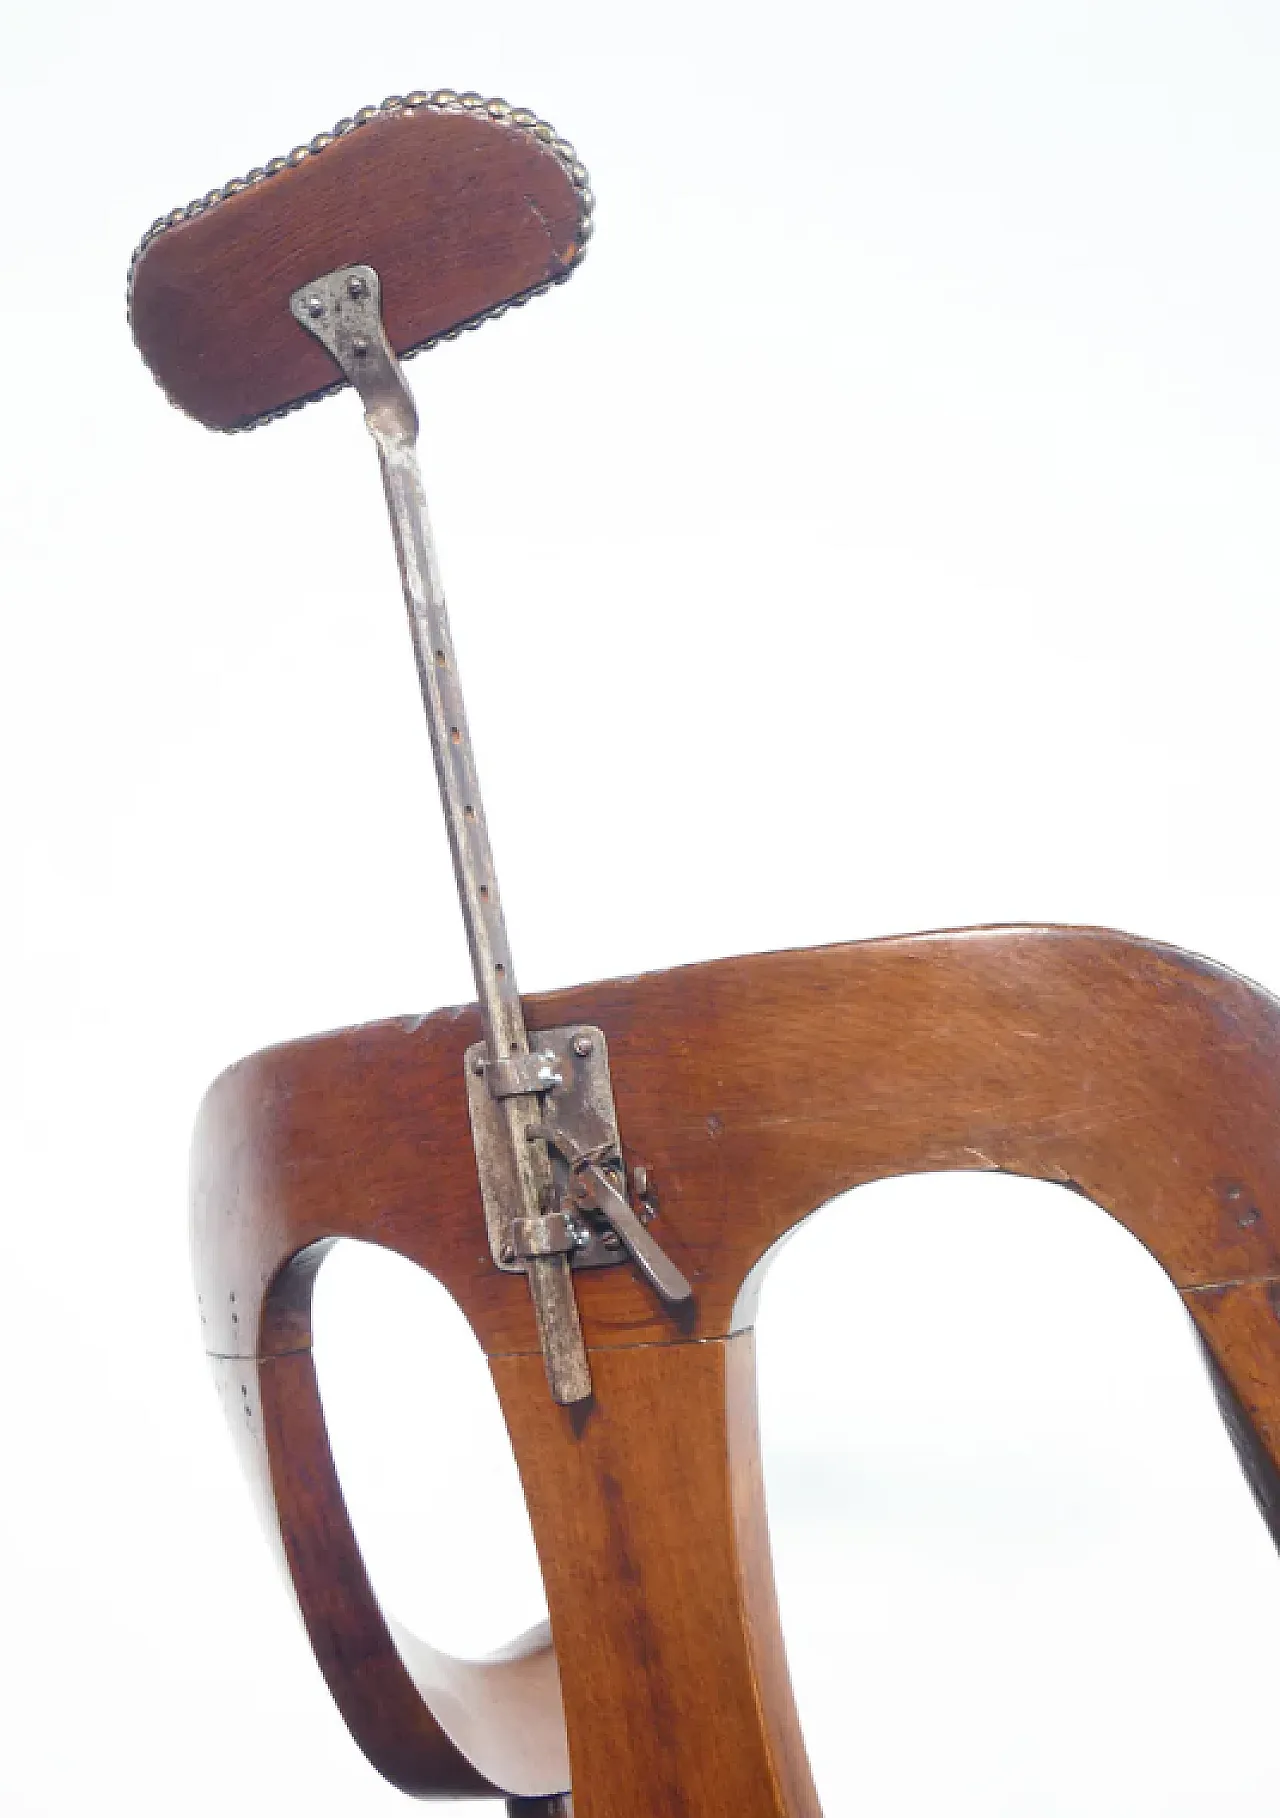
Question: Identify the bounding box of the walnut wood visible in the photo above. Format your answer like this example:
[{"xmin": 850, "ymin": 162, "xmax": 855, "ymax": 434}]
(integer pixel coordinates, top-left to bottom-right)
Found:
[
  {"xmin": 129, "ymin": 106, "xmax": 586, "ymax": 430},
  {"xmin": 191, "ymin": 925, "xmax": 1280, "ymax": 1811}
]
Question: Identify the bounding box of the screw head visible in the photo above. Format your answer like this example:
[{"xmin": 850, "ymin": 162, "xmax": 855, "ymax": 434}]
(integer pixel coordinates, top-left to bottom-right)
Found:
[
  {"xmin": 347, "ymin": 273, "xmax": 369, "ymax": 300},
  {"xmin": 305, "ymin": 296, "xmax": 324, "ymax": 318},
  {"xmin": 499, "ymin": 1242, "xmax": 515, "ymax": 1264},
  {"xmin": 351, "ymin": 335, "xmax": 370, "ymax": 357},
  {"xmin": 471, "ymin": 1055, "xmax": 486, "ymax": 1077},
  {"xmin": 572, "ymin": 1033, "xmax": 594, "ymax": 1058}
]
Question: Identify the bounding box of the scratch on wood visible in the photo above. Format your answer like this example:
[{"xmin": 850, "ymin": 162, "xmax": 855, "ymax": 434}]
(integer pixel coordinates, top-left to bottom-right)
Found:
[
  {"xmin": 963, "ymin": 1146, "xmax": 998, "ymax": 1169},
  {"xmin": 524, "ymin": 192, "xmax": 553, "ymax": 242},
  {"xmin": 1185, "ymin": 1272, "xmax": 1280, "ymax": 1295}
]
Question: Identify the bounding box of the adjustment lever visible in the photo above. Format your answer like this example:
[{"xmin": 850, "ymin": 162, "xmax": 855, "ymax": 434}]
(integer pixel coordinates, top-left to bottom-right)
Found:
[{"xmin": 530, "ymin": 1124, "xmax": 694, "ymax": 1305}]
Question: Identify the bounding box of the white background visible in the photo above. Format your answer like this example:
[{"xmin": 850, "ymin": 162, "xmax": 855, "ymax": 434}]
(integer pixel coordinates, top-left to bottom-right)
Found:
[{"xmin": 6, "ymin": 2, "xmax": 1280, "ymax": 1812}]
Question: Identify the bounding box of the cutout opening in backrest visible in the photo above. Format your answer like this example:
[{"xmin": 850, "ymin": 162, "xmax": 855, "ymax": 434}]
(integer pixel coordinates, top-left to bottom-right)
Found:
[
  {"xmin": 311, "ymin": 1237, "xmax": 548, "ymax": 1661},
  {"xmin": 754, "ymin": 1170, "xmax": 1280, "ymax": 1817}
]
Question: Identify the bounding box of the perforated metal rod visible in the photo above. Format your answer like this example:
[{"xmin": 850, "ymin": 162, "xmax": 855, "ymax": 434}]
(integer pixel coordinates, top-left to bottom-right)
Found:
[{"xmin": 290, "ymin": 264, "xmax": 590, "ymax": 1403}]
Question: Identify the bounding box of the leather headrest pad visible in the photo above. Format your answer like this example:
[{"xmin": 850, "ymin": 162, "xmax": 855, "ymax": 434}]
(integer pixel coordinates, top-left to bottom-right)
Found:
[{"xmin": 129, "ymin": 100, "xmax": 589, "ymax": 430}]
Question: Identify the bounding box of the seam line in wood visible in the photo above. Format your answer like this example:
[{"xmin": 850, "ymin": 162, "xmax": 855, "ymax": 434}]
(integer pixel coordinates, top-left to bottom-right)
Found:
[
  {"xmin": 206, "ymin": 1346, "xmax": 314, "ymax": 1361},
  {"xmin": 488, "ymin": 1332, "xmax": 739, "ymax": 1361}
]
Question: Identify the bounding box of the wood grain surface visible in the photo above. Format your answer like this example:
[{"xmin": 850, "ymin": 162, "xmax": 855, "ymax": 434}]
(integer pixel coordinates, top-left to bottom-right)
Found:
[
  {"xmin": 192, "ymin": 925, "xmax": 1280, "ymax": 1812},
  {"xmin": 130, "ymin": 103, "xmax": 587, "ymax": 429}
]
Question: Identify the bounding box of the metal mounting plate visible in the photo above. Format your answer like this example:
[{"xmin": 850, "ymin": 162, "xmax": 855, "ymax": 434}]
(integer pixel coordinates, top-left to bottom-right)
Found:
[{"xmin": 465, "ymin": 1025, "xmax": 630, "ymax": 1273}]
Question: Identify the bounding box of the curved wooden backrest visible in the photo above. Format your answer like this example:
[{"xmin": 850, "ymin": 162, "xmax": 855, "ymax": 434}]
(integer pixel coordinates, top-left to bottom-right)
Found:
[{"xmin": 191, "ymin": 924, "xmax": 1280, "ymax": 1815}]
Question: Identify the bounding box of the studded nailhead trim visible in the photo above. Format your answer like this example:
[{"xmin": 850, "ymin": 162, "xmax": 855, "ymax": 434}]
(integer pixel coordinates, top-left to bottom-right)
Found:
[{"xmin": 127, "ymin": 89, "xmax": 595, "ymax": 431}]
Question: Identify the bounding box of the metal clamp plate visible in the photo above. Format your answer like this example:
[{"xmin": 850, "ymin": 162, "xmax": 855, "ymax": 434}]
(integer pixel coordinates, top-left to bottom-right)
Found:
[{"xmin": 464, "ymin": 1025, "xmax": 630, "ymax": 1273}]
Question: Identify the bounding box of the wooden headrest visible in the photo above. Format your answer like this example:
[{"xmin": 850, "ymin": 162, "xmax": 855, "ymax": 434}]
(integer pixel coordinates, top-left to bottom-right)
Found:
[{"xmin": 128, "ymin": 92, "xmax": 592, "ymax": 431}]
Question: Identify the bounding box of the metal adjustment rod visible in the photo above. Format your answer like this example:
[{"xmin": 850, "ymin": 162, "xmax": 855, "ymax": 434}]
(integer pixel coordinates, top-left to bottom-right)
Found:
[{"xmin": 290, "ymin": 265, "xmax": 691, "ymax": 1404}]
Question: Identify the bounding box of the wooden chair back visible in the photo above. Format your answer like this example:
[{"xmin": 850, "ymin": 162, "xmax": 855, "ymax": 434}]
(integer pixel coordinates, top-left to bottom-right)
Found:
[{"xmin": 192, "ymin": 925, "xmax": 1280, "ymax": 1816}]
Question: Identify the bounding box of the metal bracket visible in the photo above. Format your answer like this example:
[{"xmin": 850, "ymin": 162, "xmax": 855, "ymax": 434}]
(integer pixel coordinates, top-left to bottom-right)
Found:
[
  {"xmin": 289, "ymin": 266, "xmax": 418, "ymax": 441},
  {"xmin": 466, "ymin": 1023, "xmax": 694, "ymax": 1304},
  {"xmin": 466, "ymin": 1025, "xmax": 633, "ymax": 1273}
]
